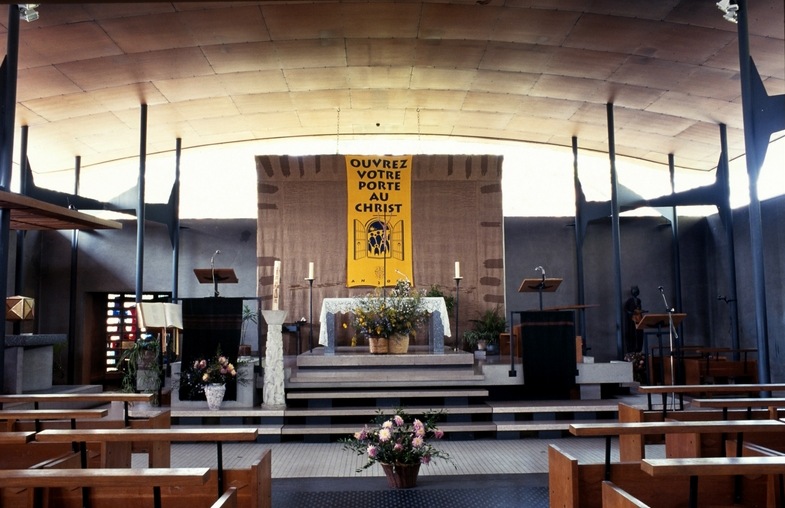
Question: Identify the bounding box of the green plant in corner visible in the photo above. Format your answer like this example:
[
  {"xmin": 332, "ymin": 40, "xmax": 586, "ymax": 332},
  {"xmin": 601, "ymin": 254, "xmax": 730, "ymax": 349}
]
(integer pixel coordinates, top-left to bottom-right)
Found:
[
  {"xmin": 425, "ymin": 284, "xmax": 455, "ymax": 316},
  {"xmin": 118, "ymin": 337, "xmax": 163, "ymax": 403},
  {"xmin": 241, "ymin": 304, "xmax": 259, "ymax": 343},
  {"xmin": 463, "ymin": 305, "xmax": 507, "ymax": 352}
]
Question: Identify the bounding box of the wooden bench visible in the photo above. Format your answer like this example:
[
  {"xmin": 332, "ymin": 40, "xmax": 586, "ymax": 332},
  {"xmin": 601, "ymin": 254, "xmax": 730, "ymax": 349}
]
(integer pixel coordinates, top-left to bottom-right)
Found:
[
  {"xmin": 36, "ymin": 428, "xmax": 258, "ymax": 498},
  {"xmin": 548, "ymin": 444, "xmax": 768, "ymax": 508},
  {"xmin": 15, "ymin": 448, "xmax": 272, "ymax": 508},
  {"xmin": 0, "ymin": 431, "xmax": 35, "ymax": 444},
  {"xmin": 0, "ymin": 467, "xmax": 210, "ymax": 508},
  {"xmin": 0, "ymin": 409, "xmax": 109, "ymax": 432},
  {"xmin": 635, "ymin": 383, "xmax": 785, "ymax": 414},
  {"xmin": 691, "ymin": 396, "xmax": 785, "ymax": 419},
  {"xmin": 0, "ymin": 392, "xmax": 154, "ymax": 426},
  {"xmin": 211, "ymin": 487, "xmax": 237, "ymax": 508},
  {"xmin": 569, "ymin": 419, "xmax": 785, "ymax": 480},
  {"xmin": 601, "ymin": 481, "xmax": 651, "ymax": 508},
  {"xmin": 641, "ymin": 456, "xmax": 785, "ymax": 508}
]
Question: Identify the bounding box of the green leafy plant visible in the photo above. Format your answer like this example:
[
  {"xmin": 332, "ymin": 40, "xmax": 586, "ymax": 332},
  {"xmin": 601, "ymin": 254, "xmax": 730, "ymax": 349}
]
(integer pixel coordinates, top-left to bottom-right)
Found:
[
  {"xmin": 425, "ymin": 284, "xmax": 455, "ymax": 316},
  {"xmin": 118, "ymin": 337, "xmax": 163, "ymax": 401},
  {"xmin": 463, "ymin": 306, "xmax": 507, "ymax": 350},
  {"xmin": 351, "ymin": 281, "xmax": 428, "ymax": 339}
]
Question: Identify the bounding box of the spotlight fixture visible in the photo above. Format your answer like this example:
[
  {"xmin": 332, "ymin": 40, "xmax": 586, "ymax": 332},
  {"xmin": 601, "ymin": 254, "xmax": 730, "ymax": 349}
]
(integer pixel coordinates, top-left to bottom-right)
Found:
[
  {"xmin": 19, "ymin": 4, "xmax": 39, "ymax": 23},
  {"xmin": 715, "ymin": 0, "xmax": 738, "ymax": 23}
]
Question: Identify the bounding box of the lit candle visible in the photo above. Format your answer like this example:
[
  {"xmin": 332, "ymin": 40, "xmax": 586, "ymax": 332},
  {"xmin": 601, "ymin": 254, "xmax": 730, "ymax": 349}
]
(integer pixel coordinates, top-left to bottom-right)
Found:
[
  {"xmin": 308, "ymin": 262, "xmax": 314, "ymax": 280},
  {"xmin": 455, "ymin": 261, "xmax": 461, "ymax": 279},
  {"xmin": 272, "ymin": 260, "xmax": 281, "ymax": 310}
]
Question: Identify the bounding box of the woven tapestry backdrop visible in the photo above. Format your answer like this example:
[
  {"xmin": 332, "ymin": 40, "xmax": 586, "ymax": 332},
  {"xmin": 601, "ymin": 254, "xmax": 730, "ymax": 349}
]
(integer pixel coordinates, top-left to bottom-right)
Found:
[{"xmin": 255, "ymin": 154, "xmax": 504, "ymax": 350}]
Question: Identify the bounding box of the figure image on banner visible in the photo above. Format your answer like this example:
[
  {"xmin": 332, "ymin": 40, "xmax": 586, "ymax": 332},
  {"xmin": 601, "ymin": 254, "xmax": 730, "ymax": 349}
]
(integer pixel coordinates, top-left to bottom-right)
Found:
[{"xmin": 346, "ymin": 155, "xmax": 414, "ymax": 287}]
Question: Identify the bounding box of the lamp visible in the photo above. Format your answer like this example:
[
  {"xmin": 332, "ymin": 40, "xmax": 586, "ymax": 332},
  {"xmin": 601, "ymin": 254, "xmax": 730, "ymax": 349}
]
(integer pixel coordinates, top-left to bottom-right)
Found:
[
  {"xmin": 6, "ymin": 296, "xmax": 34, "ymax": 321},
  {"xmin": 716, "ymin": 0, "xmax": 738, "ymax": 23},
  {"xmin": 19, "ymin": 4, "xmax": 39, "ymax": 23}
]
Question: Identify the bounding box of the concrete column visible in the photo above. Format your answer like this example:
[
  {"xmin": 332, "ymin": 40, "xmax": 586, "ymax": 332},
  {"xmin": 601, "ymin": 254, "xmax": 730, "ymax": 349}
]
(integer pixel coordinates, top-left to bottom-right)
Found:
[{"xmin": 262, "ymin": 310, "xmax": 287, "ymax": 408}]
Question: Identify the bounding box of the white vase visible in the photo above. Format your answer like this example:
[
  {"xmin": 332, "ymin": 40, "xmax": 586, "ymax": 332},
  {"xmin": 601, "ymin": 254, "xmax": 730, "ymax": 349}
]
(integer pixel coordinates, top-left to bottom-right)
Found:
[{"xmin": 204, "ymin": 383, "xmax": 226, "ymax": 410}]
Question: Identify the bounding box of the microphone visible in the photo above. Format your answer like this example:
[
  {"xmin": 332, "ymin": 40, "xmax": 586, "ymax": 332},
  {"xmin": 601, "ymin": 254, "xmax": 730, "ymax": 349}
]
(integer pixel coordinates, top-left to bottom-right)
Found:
[
  {"xmin": 535, "ymin": 266, "xmax": 545, "ymax": 279},
  {"xmin": 394, "ymin": 269, "xmax": 410, "ymax": 282},
  {"xmin": 211, "ymin": 249, "xmax": 220, "ymax": 268},
  {"xmin": 658, "ymin": 286, "xmax": 664, "ymax": 292}
]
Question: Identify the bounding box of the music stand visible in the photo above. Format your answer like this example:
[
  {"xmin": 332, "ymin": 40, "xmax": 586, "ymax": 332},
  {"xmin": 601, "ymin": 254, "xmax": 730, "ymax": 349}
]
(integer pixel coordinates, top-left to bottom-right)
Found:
[
  {"xmin": 519, "ymin": 277, "xmax": 563, "ymax": 310},
  {"xmin": 637, "ymin": 312, "xmax": 687, "ymax": 412},
  {"xmin": 194, "ymin": 268, "xmax": 239, "ymax": 298}
]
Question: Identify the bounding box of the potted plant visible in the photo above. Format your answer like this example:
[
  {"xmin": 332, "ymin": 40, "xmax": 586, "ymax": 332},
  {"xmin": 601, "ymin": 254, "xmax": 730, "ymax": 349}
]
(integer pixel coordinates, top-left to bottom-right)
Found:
[
  {"xmin": 341, "ymin": 408, "xmax": 454, "ymax": 488},
  {"xmin": 463, "ymin": 306, "xmax": 506, "ymax": 355},
  {"xmin": 351, "ymin": 280, "xmax": 428, "ymax": 354},
  {"xmin": 118, "ymin": 337, "xmax": 164, "ymax": 400},
  {"xmin": 425, "ymin": 284, "xmax": 455, "ymax": 316},
  {"xmin": 177, "ymin": 347, "xmax": 239, "ymax": 410}
]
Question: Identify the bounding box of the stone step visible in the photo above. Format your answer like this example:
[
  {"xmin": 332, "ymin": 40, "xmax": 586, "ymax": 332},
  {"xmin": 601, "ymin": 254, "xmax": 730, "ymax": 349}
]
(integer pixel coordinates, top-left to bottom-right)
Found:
[
  {"xmin": 289, "ymin": 369, "xmax": 483, "ymax": 384},
  {"xmin": 487, "ymin": 399, "xmax": 621, "ymax": 414},
  {"xmin": 280, "ymin": 420, "xmax": 497, "ymax": 435},
  {"xmin": 286, "ymin": 388, "xmax": 490, "ymax": 400},
  {"xmin": 296, "ymin": 350, "xmax": 475, "ymax": 368},
  {"xmin": 283, "ymin": 405, "xmax": 494, "ymax": 417}
]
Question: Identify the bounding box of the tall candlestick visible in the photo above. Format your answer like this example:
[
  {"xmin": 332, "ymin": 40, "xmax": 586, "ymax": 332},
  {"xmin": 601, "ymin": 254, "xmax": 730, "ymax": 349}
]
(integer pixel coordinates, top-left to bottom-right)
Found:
[
  {"xmin": 454, "ymin": 261, "xmax": 461, "ymax": 279},
  {"xmin": 308, "ymin": 261, "xmax": 314, "ymax": 280},
  {"xmin": 272, "ymin": 260, "xmax": 281, "ymax": 310}
]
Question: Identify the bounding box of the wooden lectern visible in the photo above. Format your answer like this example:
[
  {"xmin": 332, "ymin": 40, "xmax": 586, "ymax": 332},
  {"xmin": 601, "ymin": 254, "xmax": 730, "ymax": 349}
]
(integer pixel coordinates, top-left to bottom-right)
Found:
[
  {"xmin": 519, "ymin": 277, "xmax": 562, "ymax": 311},
  {"xmin": 637, "ymin": 312, "xmax": 686, "ymax": 403},
  {"xmin": 194, "ymin": 268, "xmax": 238, "ymax": 298}
]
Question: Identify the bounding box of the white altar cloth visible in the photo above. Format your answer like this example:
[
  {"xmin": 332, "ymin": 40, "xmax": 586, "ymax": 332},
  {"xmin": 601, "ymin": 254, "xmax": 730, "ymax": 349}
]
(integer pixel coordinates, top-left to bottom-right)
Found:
[{"xmin": 319, "ymin": 297, "xmax": 451, "ymax": 354}]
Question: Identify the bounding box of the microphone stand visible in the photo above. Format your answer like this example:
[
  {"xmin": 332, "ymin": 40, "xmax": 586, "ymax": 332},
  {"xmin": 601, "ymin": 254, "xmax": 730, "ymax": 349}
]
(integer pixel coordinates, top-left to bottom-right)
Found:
[
  {"xmin": 210, "ymin": 250, "xmax": 220, "ymax": 297},
  {"xmin": 659, "ymin": 287, "xmax": 679, "ymax": 410}
]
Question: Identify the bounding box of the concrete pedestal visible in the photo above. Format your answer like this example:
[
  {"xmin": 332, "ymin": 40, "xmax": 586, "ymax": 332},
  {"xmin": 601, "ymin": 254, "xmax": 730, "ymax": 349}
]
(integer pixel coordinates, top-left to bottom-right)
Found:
[
  {"xmin": 4, "ymin": 334, "xmax": 67, "ymax": 393},
  {"xmin": 262, "ymin": 309, "xmax": 287, "ymax": 408}
]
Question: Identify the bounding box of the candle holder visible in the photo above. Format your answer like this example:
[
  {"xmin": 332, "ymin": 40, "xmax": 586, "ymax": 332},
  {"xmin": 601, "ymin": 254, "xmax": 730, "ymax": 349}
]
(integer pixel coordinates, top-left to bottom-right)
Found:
[
  {"xmin": 453, "ymin": 276, "xmax": 462, "ymax": 351},
  {"xmin": 305, "ymin": 277, "xmax": 314, "ymax": 353}
]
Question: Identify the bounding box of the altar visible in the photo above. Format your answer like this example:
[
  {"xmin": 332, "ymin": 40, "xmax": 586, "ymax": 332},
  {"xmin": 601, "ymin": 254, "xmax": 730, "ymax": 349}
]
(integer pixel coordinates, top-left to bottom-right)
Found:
[{"xmin": 318, "ymin": 297, "xmax": 451, "ymax": 355}]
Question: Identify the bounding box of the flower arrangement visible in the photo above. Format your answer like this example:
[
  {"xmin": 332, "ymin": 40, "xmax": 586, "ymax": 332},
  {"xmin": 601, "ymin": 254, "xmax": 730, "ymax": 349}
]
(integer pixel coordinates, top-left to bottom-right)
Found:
[
  {"xmin": 178, "ymin": 347, "xmax": 240, "ymax": 399},
  {"xmin": 342, "ymin": 409, "xmax": 454, "ymax": 472},
  {"xmin": 624, "ymin": 351, "xmax": 647, "ymax": 384},
  {"xmin": 351, "ymin": 280, "xmax": 427, "ymax": 340}
]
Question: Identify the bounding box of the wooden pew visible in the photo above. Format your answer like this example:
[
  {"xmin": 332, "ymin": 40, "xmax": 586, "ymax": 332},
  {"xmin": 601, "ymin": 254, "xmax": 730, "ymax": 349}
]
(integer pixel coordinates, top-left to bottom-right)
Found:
[
  {"xmin": 0, "ymin": 467, "xmax": 210, "ymax": 508},
  {"xmin": 548, "ymin": 444, "xmax": 767, "ymax": 508},
  {"xmin": 0, "ymin": 392, "xmax": 154, "ymax": 426},
  {"xmin": 0, "ymin": 409, "xmax": 109, "ymax": 432},
  {"xmin": 691, "ymin": 396, "xmax": 785, "ymax": 419},
  {"xmin": 211, "ymin": 487, "xmax": 237, "ymax": 508},
  {"xmin": 601, "ymin": 481, "xmax": 650, "ymax": 508},
  {"xmin": 616, "ymin": 401, "xmax": 775, "ymax": 461},
  {"xmin": 24, "ymin": 449, "xmax": 272, "ymax": 508},
  {"xmin": 641, "ymin": 456, "xmax": 785, "ymax": 508},
  {"xmin": 635, "ymin": 383, "xmax": 785, "ymax": 414},
  {"xmin": 569, "ymin": 419, "xmax": 785, "ymax": 479},
  {"xmin": 36, "ymin": 428, "xmax": 259, "ymax": 498}
]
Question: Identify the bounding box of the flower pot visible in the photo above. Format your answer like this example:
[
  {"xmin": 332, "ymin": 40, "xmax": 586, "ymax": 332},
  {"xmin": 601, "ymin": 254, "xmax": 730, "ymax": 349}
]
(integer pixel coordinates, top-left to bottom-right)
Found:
[
  {"xmin": 381, "ymin": 462, "xmax": 420, "ymax": 489},
  {"xmin": 368, "ymin": 337, "xmax": 388, "ymax": 354},
  {"xmin": 388, "ymin": 333, "xmax": 409, "ymax": 354},
  {"xmin": 204, "ymin": 383, "xmax": 226, "ymax": 410}
]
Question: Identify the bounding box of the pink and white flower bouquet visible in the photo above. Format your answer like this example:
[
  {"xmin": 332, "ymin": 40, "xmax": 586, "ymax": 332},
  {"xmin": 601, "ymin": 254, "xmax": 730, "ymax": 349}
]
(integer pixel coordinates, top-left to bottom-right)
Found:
[{"xmin": 342, "ymin": 409, "xmax": 454, "ymax": 472}]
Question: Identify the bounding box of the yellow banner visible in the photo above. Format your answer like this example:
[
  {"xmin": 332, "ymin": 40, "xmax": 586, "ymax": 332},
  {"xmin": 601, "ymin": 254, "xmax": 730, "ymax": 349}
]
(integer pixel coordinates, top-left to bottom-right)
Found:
[{"xmin": 346, "ymin": 155, "xmax": 414, "ymax": 288}]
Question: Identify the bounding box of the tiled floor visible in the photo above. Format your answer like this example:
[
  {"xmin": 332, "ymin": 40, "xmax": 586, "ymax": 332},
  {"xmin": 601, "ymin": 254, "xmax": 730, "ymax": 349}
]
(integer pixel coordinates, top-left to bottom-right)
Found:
[
  {"xmin": 149, "ymin": 437, "xmax": 664, "ymax": 507},
  {"xmin": 151, "ymin": 436, "xmax": 660, "ymax": 477}
]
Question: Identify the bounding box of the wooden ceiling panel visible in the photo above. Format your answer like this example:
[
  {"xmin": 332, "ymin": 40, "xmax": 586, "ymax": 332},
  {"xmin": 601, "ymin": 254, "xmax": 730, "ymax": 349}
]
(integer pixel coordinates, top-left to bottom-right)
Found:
[
  {"xmin": 481, "ymin": 43, "xmax": 555, "ymax": 73},
  {"xmin": 493, "ymin": 8, "xmax": 580, "ymax": 45},
  {"xmin": 201, "ymin": 42, "xmax": 280, "ymax": 75},
  {"xmin": 16, "ymin": 66, "xmax": 82, "ymax": 102},
  {"xmin": 56, "ymin": 48, "xmax": 214, "ymax": 91},
  {"xmin": 470, "ymin": 70, "xmax": 538, "ymax": 95},
  {"xmin": 3, "ymin": 1, "xmax": 781, "ymax": 179},
  {"xmin": 346, "ymin": 39, "xmax": 418, "ymax": 67}
]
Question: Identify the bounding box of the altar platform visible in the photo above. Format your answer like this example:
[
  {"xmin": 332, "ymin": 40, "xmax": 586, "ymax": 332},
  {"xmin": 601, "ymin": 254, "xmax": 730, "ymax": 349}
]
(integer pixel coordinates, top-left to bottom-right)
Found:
[{"xmin": 284, "ymin": 346, "xmax": 521, "ymax": 390}]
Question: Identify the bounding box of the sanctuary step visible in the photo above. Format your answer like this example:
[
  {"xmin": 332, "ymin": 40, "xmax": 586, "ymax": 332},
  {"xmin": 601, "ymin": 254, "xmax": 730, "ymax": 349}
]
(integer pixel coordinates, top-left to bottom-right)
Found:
[{"xmin": 287, "ymin": 349, "xmax": 483, "ymax": 388}]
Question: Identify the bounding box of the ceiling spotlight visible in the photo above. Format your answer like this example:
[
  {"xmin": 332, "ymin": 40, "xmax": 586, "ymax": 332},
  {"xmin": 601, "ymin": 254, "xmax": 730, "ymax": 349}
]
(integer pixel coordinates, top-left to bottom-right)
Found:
[
  {"xmin": 19, "ymin": 4, "xmax": 40, "ymax": 23},
  {"xmin": 716, "ymin": 0, "xmax": 738, "ymax": 23}
]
